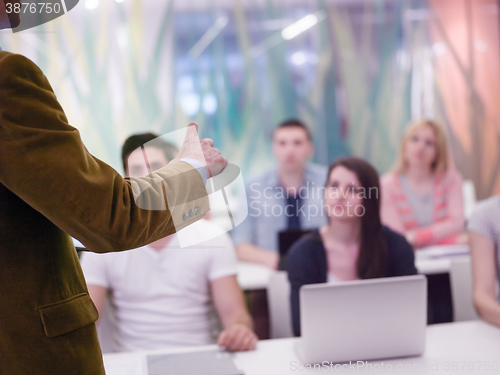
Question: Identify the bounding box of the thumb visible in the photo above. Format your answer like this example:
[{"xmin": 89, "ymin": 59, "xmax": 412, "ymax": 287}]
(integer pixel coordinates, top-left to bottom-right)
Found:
[
  {"xmin": 176, "ymin": 122, "xmax": 204, "ymax": 163},
  {"xmin": 218, "ymin": 331, "xmax": 227, "ymax": 347},
  {"xmin": 179, "ymin": 122, "xmax": 199, "ymax": 150},
  {"xmin": 185, "ymin": 122, "xmax": 199, "ymax": 139}
]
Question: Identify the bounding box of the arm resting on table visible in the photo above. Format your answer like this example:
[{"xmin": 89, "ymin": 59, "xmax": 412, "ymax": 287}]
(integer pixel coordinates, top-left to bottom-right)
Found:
[{"xmin": 469, "ymin": 232, "xmax": 500, "ymax": 328}]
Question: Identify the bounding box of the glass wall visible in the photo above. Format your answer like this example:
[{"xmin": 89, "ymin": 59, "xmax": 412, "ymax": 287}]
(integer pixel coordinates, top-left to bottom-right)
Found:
[{"xmin": 2, "ymin": 0, "xmax": 499, "ymax": 197}]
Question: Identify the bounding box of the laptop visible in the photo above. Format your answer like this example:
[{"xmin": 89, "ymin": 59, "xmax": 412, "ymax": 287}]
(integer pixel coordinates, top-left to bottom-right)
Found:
[
  {"xmin": 277, "ymin": 229, "xmax": 311, "ymax": 270},
  {"xmin": 297, "ymin": 275, "xmax": 427, "ymax": 364}
]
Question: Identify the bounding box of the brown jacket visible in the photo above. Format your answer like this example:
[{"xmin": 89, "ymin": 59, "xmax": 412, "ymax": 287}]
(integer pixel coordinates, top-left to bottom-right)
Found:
[{"xmin": 0, "ymin": 52, "xmax": 209, "ymax": 374}]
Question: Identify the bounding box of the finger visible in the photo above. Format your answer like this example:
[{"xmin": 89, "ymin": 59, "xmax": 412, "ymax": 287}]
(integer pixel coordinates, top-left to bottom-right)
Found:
[
  {"xmin": 201, "ymin": 138, "xmax": 214, "ymax": 147},
  {"xmin": 226, "ymin": 328, "xmax": 246, "ymax": 351},
  {"xmin": 235, "ymin": 330, "xmax": 256, "ymax": 351},
  {"xmin": 250, "ymin": 336, "xmax": 258, "ymax": 350},
  {"xmin": 206, "ymin": 159, "xmax": 227, "ymax": 179},
  {"xmin": 187, "ymin": 122, "xmax": 199, "ymax": 133},
  {"xmin": 238, "ymin": 334, "xmax": 255, "ymax": 351},
  {"xmin": 184, "ymin": 123, "xmax": 199, "ymax": 143},
  {"xmin": 221, "ymin": 331, "xmax": 237, "ymax": 351},
  {"xmin": 218, "ymin": 331, "xmax": 227, "ymax": 347},
  {"xmin": 246, "ymin": 335, "xmax": 258, "ymax": 351},
  {"xmin": 236, "ymin": 329, "xmax": 257, "ymax": 351}
]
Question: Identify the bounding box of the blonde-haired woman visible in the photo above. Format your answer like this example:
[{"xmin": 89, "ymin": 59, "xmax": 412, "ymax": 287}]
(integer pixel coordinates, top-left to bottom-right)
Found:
[{"xmin": 380, "ymin": 120, "xmax": 466, "ymax": 249}]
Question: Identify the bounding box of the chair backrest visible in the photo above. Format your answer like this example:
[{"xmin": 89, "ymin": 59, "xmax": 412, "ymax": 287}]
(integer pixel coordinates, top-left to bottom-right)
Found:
[
  {"xmin": 96, "ymin": 295, "xmax": 118, "ymax": 353},
  {"xmin": 450, "ymin": 257, "xmax": 479, "ymax": 322},
  {"xmin": 266, "ymin": 271, "xmax": 294, "ymax": 338},
  {"xmin": 462, "ymin": 180, "xmax": 477, "ymax": 220}
]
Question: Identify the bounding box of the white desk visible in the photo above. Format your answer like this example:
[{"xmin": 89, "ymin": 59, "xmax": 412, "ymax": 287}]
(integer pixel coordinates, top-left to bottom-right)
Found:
[
  {"xmin": 414, "ymin": 244, "xmax": 470, "ymax": 275},
  {"xmin": 237, "ymin": 262, "xmax": 274, "ymax": 291},
  {"xmin": 415, "ymin": 255, "xmax": 470, "ymax": 275},
  {"xmin": 237, "ymin": 245, "xmax": 470, "ymax": 290},
  {"xmin": 103, "ymin": 321, "xmax": 500, "ymax": 375}
]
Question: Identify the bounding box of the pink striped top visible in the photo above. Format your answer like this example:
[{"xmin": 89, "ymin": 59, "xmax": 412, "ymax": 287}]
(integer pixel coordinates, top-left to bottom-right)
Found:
[{"xmin": 380, "ymin": 169, "xmax": 465, "ymax": 248}]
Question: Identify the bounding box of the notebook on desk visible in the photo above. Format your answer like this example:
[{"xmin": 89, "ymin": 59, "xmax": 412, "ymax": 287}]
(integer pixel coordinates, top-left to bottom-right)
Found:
[{"xmin": 147, "ymin": 349, "xmax": 244, "ymax": 375}]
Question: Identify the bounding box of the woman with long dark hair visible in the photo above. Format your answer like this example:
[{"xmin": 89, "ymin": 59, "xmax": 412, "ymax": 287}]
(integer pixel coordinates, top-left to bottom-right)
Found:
[{"xmin": 287, "ymin": 157, "xmax": 417, "ymax": 336}]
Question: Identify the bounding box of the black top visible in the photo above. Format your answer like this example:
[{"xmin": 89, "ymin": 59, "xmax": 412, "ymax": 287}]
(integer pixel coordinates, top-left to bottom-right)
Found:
[{"xmin": 287, "ymin": 226, "xmax": 418, "ymax": 336}]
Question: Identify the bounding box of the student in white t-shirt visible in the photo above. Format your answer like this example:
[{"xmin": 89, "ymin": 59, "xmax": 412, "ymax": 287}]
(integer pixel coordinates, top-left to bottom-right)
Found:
[
  {"xmin": 468, "ymin": 195, "xmax": 500, "ymax": 328},
  {"xmin": 80, "ymin": 133, "xmax": 258, "ymax": 352}
]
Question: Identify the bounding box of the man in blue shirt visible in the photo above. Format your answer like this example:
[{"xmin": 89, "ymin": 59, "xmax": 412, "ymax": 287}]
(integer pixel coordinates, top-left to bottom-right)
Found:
[{"xmin": 232, "ymin": 119, "xmax": 327, "ymax": 269}]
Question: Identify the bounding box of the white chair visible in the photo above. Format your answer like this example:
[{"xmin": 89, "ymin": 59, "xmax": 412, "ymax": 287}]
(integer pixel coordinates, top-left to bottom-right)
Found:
[
  {"xmin": 449, "ymin": 258, "xmax": 479, "ymax": 322},
  {"xmin": 266, "ymin": 271, "xmax": 294, "ymax": 338},
  {"xmin": 462, "ymin": 180, "xmax": 477, "ymax": 220}
]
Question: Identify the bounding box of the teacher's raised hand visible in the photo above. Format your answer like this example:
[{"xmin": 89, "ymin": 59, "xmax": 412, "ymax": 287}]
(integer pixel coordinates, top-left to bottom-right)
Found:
[{"xmin": 172, "ymin": 122, "xmax": 228, "ymax": 178}]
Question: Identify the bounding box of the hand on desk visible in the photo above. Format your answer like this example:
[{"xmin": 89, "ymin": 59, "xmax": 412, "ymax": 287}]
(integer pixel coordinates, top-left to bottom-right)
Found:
[{"xmin": 218, "ymin": 323, "xmax": 258, "ymax": 352}]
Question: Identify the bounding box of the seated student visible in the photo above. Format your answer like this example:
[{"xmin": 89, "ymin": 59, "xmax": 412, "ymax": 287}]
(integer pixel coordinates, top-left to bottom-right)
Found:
[
  {"xmin": 80, "ymin": 133, "xmax": 258, "ymax": 352},
  {"xmin": 231, "ymin": 119, "xmax": 327, "ymax": 338},
  {"xmin": 231, "ymin": 119, "xmax": 327, "ymax": 269},
  {"xmin": 468, "ymin": 196, "xmax": 500, "ymax": 328},
  {"xmin": 287, "ymin": 157, "xmax": 417, "ymax": 336},
  {"xmin": 380, "ymin": 120, "xmax": 466, "ymax": 249}
]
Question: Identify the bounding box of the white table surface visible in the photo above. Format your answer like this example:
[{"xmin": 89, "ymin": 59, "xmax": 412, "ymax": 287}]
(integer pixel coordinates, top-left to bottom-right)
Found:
[
  {"xmin": 103, "ymin": 320, "xmax": 500, "ymax": 375},
  {"xmin": 237, "ymin": 245, "xmax": 471, "ymax": 291},
  {"xmin": 237, "ymin": 262, "xmax": 274, "ymax": 291}
]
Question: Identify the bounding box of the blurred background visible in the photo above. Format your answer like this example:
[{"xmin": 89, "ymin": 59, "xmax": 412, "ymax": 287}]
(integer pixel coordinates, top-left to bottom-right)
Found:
[{"xmin": 2, "ymin": 0, "xmax": 499, "ymax": 198}]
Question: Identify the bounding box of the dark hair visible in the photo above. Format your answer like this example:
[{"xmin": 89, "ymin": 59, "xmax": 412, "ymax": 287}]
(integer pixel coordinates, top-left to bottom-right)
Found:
[
  {"xmin": 274, "ymin": 118, "xmax": 312, "ymax": 141},
  {"xmin": 121, "ymin": 133, "xmax": 178, "ymax": 172},
  {"xmin": 326, "ymin": 157, "xmax": 388, "ymax": 279}
]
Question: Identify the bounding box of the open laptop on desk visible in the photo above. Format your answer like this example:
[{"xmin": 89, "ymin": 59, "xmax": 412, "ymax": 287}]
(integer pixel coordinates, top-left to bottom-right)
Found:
[
  {"xmin": 297, "ymin": 275, "xmax": 427, "ymax": 364},
  {"xmin": 278, "ymin": 229, "xmax": 311, "ymax": 270}
]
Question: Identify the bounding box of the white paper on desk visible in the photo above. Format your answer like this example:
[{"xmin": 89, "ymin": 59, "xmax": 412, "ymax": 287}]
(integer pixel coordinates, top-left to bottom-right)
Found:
[
  {"xmin": 416, "ymin": 244, "xmax": 469, "ymax": 259},
  {"xmin": 147, "ymin": 349, "xmax": 244, "ymax": 375},
  {"xmin": 103, "ymin": 354, "xmax": 148, "ymax": 375}
]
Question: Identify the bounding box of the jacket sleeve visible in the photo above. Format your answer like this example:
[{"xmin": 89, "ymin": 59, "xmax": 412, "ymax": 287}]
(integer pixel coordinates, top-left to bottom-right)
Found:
[{"xmin": 0, "ymin": 52, "xmax": 209, "ymax": 253}]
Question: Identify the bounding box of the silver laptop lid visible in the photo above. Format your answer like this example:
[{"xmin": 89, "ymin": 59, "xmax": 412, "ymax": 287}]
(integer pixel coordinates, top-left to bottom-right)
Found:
[{"xmin": 299, "ymin": 275, "xmax": 427, "ymax": 364}]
